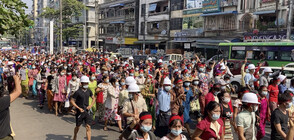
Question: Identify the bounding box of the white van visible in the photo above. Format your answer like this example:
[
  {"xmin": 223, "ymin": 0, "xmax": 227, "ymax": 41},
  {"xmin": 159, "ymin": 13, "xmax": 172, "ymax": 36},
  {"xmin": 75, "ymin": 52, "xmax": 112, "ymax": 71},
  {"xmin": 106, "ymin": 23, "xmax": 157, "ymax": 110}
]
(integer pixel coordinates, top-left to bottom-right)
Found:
[{"xmin": 162, "ymin": 54, "xmax": 183, "ymax": 64}]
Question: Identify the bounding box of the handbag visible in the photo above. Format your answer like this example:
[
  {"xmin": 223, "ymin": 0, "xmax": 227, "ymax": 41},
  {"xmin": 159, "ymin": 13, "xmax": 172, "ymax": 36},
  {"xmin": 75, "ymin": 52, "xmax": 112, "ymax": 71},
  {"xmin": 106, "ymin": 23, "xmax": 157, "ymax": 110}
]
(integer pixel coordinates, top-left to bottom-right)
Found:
[
  {"xmin": 96, "ymin": 91, "xmax": 103, "ymax": 103},
  {"xmin": 64, "ymin": 99, "xmax": 70, "ymax": 108}
]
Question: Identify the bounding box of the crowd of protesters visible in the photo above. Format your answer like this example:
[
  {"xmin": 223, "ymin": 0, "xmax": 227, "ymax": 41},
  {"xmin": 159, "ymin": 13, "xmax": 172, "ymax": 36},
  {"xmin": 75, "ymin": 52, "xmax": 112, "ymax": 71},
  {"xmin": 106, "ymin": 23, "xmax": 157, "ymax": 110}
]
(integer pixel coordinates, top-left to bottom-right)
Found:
[{"xmin": 1, "ymin": 49, "xmax": 294, "ymax": 140}]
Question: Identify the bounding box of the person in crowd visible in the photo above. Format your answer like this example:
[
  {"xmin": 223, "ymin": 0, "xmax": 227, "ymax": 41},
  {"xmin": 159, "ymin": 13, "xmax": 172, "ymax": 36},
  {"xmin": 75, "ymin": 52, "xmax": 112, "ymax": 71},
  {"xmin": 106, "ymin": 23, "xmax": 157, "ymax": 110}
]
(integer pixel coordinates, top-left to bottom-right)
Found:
[
  {"xmin": 268, "ymin": 77, "xmax": 280, "ymax": 112},
  {"xmin": 244, "ymin": 64, "xmax": 258, "ymax": 91},
  {"xmin": 154, "ymin": 76, "xmax": 173, "ymax": 137},
  {"xmin": 192, "ymin": 101, "xmax": 224, "ymax": 140},
  {"xmin": 259, "ymin": 67, "xmax": 273, "ymax": 87},
  {"xmin": 70, "ymin": 76, "xmax": 96, "ymax": 140},
  {"xmin": 161, "ymin": 115, "xmax": 188, "ymax": 140},
  {"xmin": 198, "ymin": 63, "xmax": 209, "ymax": 114},
  {"xmin": 96, "ymin": 75, "xmax": 112, "ymax": 121},
  {"xmin": 271, "ymin": 90, "xmax": 292, "ymax": 140},
  {"xmin": 104, "ymin": 77, "xmax": 123, "ymax": 132},
  {"xmin": 88, "ymin": 72, "xmax": 97, "ymax": 122},
  {"xmin": 136, "ymin": 69, "xmax": 145, "ymax": 90},
  {"xmin": 46, "ymin": 69, "xmax": 55, "ymax": 112},
  {"xmin": 36, "ymin": 69, "xmax": 47, "ymax": 109},
  {"xmin": 19, "ymin": 63, "xmax": 29, "ymax": 98},
  {"xmin": 141, "ymin": 74, "xmax": 156, "ymax": 130},
  {"xmin": 217, "ymin": 91, "xmax": 234, "ymax": 140},
  {"xmin": 52, "ymin": 68, "xmax": 67, "ymax": 116},
  {"xmin": 191, "ymin": 77, "xmax": 202, "ymax": 122},
  {"xmin": 236, "ymin": 92, "xmax": 260, "ymax": 140},
  {"xmin": 0, "ymin": 75, "xmax": 21, "ymax": 140},
  {"xmin": 240, "ymin": 58, "xmax": 247, "ymax": 88},
  {"xmin": 278, "ymin": 75, "xmax": 287, "ymax": 94},
  {"xmin": 66, "ymin": 73, "xmax": 80, "ymax": 114},
  {"xmin": 182, "ymin": 77, "xmax": 194, "ymax": 136},
  {"xmin": 121, "ymin": 112, "xmax": 157, "ymax": 140},
  {"xmin": 122, "ymin": 83, "xmax": 147, "ymax": 125},
  {"xmin": 28, "ymin": 64, "xmax": 39, "ymax": 98},
  {"xmin": 205, "ymin": 83, "xmax": 221, "ymax": 105},
  {"xmin": 257, "ymin": 85, "xmax": 270, "ymax": 140}
]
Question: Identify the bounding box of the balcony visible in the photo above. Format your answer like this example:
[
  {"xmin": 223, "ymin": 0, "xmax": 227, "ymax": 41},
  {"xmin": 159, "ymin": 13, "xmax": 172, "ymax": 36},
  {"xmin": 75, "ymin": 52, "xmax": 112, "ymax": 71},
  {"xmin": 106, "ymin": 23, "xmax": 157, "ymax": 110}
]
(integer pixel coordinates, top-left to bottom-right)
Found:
[{"xmin": 221, "ymin": 0, "xmax": 238, "ymax": 7}]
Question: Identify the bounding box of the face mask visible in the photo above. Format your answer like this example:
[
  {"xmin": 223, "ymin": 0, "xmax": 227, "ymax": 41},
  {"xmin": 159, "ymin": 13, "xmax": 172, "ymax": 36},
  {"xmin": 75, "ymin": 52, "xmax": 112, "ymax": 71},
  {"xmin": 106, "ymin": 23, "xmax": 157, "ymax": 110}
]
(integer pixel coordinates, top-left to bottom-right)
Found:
[
  {"xmin": 147, "ymin": 79, "xmax": 151, "ymax": 83},
  {"xmin": 199, "ymin": 68, "xmax": 204, "ymax": 72},
  {"xmin": 67, "ymin": 72, "xmax": 71, "ymax": 75},
  {"xmin": 211, "ymin": 113, "xmax": 220, "ymax": 121},
  {"xmin": 135, "ymin": 68, "xmax": 139, "ymax": 71},
  {"xmin": 72, "ymin": 77, "xmax": 77, "ymax": 80},
  {"xmin": 223, "ymin": 97, "xmax": 230, "ymax": 103},
  {"xmin": 121, "ymin": 82, "xmax": 125, "ymax": 85},
  {"xmin": 83, "ymin": 85, "xmax": 89, "ymax": 89},
  {"xmin": 104, "ymin": 71, "xmax": 108, "ymax": 75},
  {"xmin": 60, "ymin": 72, "xmax": 65, "ymax": 76},
  {"xmin": 130, "ymin": 73, "xmax": 134, "ymax": 76},
  {"xmin": 184, "ymin": 82, "xmax": 190, "ymax": 87},
  {"xmin": 140, "ymin": 74, "xmax": 144, "ymax": 77},
  {"xmin": 193, "ymin": 81, "xmax": 199, "ymax": 85},
  {"xmin": 171, "ymin": 129, "xmax": 182, "ymax": 136},
  {"xmin": 128, "ymin": 94, "xmax": 133, "ymax": 99},
  {"xmin": 185, "ymin": 73, "xmax": 189, "ymax": 77},
  {"xmin": 287, "ymin": 102, "xmax": 292, "ymax": 109},
  {"xmin": 221, "ymin": 86, "xmax": 226, "ymax": 90},
  {"xmin": 32, "ymin": 66, "xmax": 36, "ymax": 69},
  {"xmin": 174, "ymin": 69, "xmax": 178, "ymax": 72},
  {"xmin": 115, "ymin": 82, "xmax": 120, "ymax": 86},
  {"xmin": 140, "ymin": 125, "xmax": 152, "ymax": 132},
  {"xmin": 262, "ymin": 91, "xmax": 268, "ymax": 96},
  {"xmin": 68, "ymin": 64, "xmax": 72, "ymax": 67},
  {"xmin": 165, "ymin": 86, "xmax": 171, "ymax": 92},
  {"xmin": 105, "ymin": 79, "xmax": 109, "ymax": 83},
  {"xmin": 91, "ymin": 76, "xmax": 96, "ymax": 80},
  {"xmin": 64, "ymin": 66, "xmax": 68, "ymax": 69}
]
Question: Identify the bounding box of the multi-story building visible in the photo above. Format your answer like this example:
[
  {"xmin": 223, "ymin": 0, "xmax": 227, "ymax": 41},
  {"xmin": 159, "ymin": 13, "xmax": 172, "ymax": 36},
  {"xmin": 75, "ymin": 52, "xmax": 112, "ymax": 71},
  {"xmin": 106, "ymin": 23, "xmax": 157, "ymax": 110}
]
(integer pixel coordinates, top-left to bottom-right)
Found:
[
  {"xmin": 98, "ymin": 0, "xmax": 139, "ymax": 52},
  {"xmin": 36, "ymin": 0, "xmax": 50, "ymax": 46},
  {"xmin": 136, "ymin": 0, "xmax": 170, "ymax": 53}
]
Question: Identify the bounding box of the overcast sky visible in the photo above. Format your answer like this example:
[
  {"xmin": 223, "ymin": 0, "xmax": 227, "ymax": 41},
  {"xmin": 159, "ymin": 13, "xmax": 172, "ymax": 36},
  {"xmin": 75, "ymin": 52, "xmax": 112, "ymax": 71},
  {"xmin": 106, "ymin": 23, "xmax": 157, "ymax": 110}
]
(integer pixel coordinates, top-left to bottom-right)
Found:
[{"xmin": 22, "ymin": 0, "xmax": 33, "ymax": 14}]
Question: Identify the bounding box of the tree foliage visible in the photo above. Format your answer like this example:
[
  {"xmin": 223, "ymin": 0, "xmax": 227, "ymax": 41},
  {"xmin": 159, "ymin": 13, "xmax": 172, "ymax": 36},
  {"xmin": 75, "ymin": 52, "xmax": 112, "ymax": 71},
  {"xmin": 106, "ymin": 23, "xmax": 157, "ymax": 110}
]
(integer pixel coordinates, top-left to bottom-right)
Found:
[
  {"xmin": 0, "ymin": 0, "xmax": 34, "ymax": 35},
  {"xmin": 40, "ymin": 0, "xmax": 87, "ymax": 43}
]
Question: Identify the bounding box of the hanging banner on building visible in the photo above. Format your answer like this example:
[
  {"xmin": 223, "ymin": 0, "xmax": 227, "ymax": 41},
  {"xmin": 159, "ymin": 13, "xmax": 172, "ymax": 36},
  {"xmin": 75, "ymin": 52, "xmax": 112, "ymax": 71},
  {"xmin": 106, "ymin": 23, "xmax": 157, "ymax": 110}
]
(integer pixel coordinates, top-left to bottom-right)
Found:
[{"xmin": 202, "ymin": 0, "xmax": 220, "ymax": 13}]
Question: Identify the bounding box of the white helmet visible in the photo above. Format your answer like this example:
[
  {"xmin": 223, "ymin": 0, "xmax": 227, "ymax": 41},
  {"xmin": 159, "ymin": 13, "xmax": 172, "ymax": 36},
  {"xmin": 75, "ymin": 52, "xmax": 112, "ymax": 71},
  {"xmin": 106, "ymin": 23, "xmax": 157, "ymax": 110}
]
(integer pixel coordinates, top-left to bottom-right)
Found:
[
  {"xmin": 242, "ymin": 93, "xmax": 260, "ymax": 104},
  {"xmin": 248, "ymin": 64, "xmax": 256, "ymax": 70},
  {"xmin": 7, "ymin": 61, "xmax": 14, "ymax": 65},
  {"xmin": 80, "ymin": 76, "xmax": 90, "ymax": 83},
  {"xmin": 278, "ymin": 75, "xmax": 286, "ymax": 82},
  {"xmin": 163, "ymin": 77, "xmax": 171, "ymax": 85},
  {"xmin": 148, "ymin": 57, "xmax": 152, "ymax": 61},
  {"xmin": 158, "ymin": 59, "xmax": 163, "ymax": 63},
  {"xmin": 263, "ymin": 67, "xmax": 273, "ymax": 73},
  {"xmin": 128, "ymin": 83, "xmax": 140, "ymax": 92},
  {"xmin": 129, "ymin": 56, "xmax": 134, "ymax": 60},
  {"xmin": 125, "ymin": 76, "xmax": 136, "ymax": 85}
]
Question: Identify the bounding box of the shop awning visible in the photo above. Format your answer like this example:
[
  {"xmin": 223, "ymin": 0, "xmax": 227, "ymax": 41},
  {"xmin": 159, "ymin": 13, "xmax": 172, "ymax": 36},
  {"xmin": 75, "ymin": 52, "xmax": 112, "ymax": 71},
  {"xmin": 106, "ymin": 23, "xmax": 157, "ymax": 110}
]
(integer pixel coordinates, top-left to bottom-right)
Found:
[
  {"xmin": 149, "ymin": 3, "xmax": 157, "ymax": 12},
  {"xmin": 109, "ymin": 3, "xmax": 124, "ymax": 8},
  {"xmin": 134, "ymin": 40, "xmax": 164, "ymax": 44},
  {"xmin": 110, "ymin": 21, "xmax": 125, "ymax": 24},
  {"xmin": 200, "ymin": 11, "xmax": 237, "ymax": 17},
  {"xmin": 253, "ymin": 10, "xmax": 275, "ymax": 15}
]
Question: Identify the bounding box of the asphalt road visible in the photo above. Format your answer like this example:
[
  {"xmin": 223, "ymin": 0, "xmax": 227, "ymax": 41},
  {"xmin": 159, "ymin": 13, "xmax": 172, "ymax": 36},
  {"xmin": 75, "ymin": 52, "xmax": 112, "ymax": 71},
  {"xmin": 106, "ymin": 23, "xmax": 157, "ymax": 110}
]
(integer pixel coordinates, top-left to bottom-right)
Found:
[
  {"xmin": 10, "ymin": 97, "xmax": 271, "ymax": 140},
  {"xmin": 10, "ymin": 98, "xmax": 121, "ymax": 140}
]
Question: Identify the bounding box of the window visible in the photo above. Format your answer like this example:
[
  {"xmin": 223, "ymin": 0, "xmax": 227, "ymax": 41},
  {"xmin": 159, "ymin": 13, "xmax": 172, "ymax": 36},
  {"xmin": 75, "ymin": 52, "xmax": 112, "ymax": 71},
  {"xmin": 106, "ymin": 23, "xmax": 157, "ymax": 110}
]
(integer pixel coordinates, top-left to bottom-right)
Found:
[
  {"xmin": 170, "ymin": 18, "xmax": 182, "ymax": 30},
  {"xmin": 231, "ymin": 50, "xmax": 246, "ymax": 59},
  {"xmin": 152, "ymin": 23, "xmax": 159, "ymax": 29},
  {"xmin": 284, "ymin": 70, "xmax": 294, "ymax": 79},
  {"xmin": 267, "ymin": 51, "xmax": 275, "ymax": 60},
  {"xmin": 281, "ymin": 51, "xmax": 291, "ymax": 61},
  {"xmin": 141, "ymin": 4, "xmax": 146, "ymax": 16},
  {"xmin": 140, "ymin": 22, "xmax": 145, "ymax": 35}
]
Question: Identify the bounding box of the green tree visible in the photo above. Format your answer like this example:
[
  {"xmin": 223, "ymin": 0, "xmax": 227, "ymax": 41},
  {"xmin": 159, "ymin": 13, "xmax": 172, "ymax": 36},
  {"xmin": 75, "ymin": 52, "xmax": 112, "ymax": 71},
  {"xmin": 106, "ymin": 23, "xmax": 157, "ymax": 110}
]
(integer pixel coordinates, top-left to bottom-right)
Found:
[
  {"xmin": 40, "ymin": 0, "xmax": 87, "ymax": 45},
  {"xmin": 0, "ymin": 0, "xmax": 34, "ymax": 36}
]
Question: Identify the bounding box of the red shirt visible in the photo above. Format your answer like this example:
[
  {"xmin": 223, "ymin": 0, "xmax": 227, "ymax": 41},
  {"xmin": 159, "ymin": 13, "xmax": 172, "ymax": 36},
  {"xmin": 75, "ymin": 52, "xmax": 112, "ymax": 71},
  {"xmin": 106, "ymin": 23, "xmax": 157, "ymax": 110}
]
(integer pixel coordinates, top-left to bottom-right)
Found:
[
  {"xmin": 90, "ymin": 66, "xmax": 96, "ymax": 73},
  {"xmin": 205, "ymin": 92, "xmax": 215, "ymax": 106},
  {"xmin": 197, "ymin": 117, "xmax": 224, "ymax": 140},
  {"xmin": 268, "ymin": 84, "xmax": 279, "ymax": 102},
  {"xmin": 66, "ymin": 75, "xmax": 72, "ymax": 85}
]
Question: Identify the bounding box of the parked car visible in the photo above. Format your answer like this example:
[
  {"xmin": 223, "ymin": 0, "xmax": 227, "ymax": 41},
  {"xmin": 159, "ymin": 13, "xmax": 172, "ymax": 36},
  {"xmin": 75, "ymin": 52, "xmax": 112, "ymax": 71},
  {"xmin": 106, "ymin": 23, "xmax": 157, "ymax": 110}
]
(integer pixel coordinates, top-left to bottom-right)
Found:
[
  {"xmin": 162, "ymin": 54, "xmax": 183, "ymax": 65},
  {"xmin": 285, "ymin": 63, "xmax": 294, "ymax": 68},
  {"xmin": 230, "ymin": 66, "xmax": 294, "ymax": 93}
]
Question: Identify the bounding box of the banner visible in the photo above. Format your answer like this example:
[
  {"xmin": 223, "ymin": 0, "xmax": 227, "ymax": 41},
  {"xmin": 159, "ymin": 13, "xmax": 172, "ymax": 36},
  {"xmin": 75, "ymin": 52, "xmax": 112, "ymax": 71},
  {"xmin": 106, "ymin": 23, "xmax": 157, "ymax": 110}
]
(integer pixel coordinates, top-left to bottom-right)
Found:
[{"xmin": 202, "ymin": 0, "xmax": 220, "ymax": 13}]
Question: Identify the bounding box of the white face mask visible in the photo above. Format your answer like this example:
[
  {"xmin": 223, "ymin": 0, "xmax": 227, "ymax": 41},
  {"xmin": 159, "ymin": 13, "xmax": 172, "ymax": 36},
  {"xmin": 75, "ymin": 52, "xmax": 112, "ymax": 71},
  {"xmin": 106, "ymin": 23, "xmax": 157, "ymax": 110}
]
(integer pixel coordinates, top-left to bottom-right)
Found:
[{"xmin": 223, "ymin": 97, "xmax": 230, "ymax": 103}]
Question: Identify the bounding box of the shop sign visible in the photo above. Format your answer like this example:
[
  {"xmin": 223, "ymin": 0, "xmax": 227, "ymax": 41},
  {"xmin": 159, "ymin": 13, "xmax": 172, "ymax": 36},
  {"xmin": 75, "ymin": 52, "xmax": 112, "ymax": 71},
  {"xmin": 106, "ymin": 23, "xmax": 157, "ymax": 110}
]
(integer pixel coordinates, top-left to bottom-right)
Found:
[
  {"xmin": 184, "ymin": 43, "xmax": 191, "ymax": 49},
  {"xmin": 124, "ymin": 38, "xmax": 137, "ymax": 45},
  {"xmin": 183, "ymin": 8, "xmax": 202, "ymax": 15},
  {"xmin": 186, "ymin": 0, "xmax": 203, "ymax": 9},
  {"xmin": 243, "ymin": 31, "xmax": 294, "ymax": 40},
  {"xmin": 105, "ymin": 37, "xmax": 113, "ymax": 44},
  {"xmin": 202, "ymin": 0, "xmax": 220, "ymax": 13}
]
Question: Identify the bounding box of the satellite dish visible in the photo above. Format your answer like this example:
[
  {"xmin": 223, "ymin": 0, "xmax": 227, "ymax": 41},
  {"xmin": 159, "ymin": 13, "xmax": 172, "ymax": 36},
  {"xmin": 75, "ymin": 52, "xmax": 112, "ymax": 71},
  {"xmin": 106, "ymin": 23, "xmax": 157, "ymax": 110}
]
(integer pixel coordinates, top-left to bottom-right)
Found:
[{"xmin": 275, "ymin": 18, "xmax": 285, "ymax": 26}]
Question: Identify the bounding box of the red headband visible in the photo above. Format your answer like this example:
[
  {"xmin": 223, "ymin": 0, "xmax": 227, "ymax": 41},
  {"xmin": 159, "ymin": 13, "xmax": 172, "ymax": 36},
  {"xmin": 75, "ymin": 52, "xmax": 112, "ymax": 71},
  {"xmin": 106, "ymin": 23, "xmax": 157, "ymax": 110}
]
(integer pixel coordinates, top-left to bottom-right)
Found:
[
  {"xmin": 175, "ymin": 79, "xmax": 183, "ymax": 84},
  {"xmin": 140, "ymin": 114, "xmax": 152, "ymax": 121},
  {"xmin": 169, "ymin": 115, "xmax": 183, "ymax": 125}
]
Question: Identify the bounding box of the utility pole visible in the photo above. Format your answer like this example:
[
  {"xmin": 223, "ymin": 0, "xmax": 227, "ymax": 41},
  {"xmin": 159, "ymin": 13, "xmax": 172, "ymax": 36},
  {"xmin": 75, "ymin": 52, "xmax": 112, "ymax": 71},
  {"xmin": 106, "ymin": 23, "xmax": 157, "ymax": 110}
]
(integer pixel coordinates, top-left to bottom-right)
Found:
[
  {"xmin": 95, "ymin": 0, "xmax": 99, "ymax": 49},
  {"xmin": 143, "ymin": 0, "xmax": 146, "ymax": 55},
  {"xmin": 83, "ymin": 0, "xmax": 87, "ymax": 50},
  {"xmin": 287, "ymin": 0, "xmax": 294, "ymax": 39},
  {"xmin": 276, "ymin": 0, "xmax": 279, "ymax": 37},
  {"xmin": 60, "ymin": 0, "xmax": 63, "ymax": 53}
]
